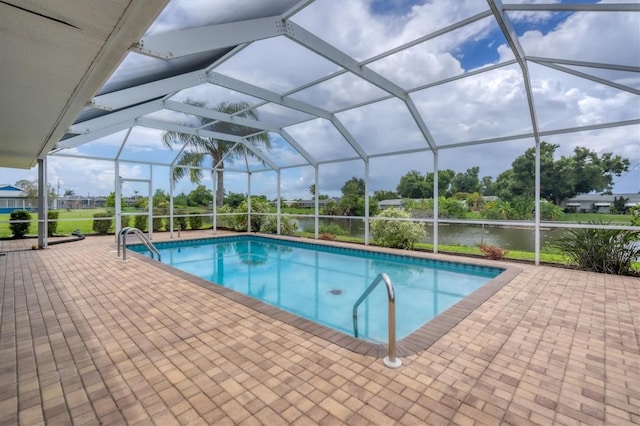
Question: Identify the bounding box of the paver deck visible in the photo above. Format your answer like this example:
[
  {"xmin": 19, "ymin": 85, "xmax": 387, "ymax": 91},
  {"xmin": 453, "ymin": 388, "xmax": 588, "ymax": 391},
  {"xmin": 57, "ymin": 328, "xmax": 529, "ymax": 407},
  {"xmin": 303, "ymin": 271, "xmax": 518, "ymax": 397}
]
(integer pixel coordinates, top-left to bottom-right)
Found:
[{"xmin": 1, "ymin": 231, "xmax": 638, "ymax": 425}]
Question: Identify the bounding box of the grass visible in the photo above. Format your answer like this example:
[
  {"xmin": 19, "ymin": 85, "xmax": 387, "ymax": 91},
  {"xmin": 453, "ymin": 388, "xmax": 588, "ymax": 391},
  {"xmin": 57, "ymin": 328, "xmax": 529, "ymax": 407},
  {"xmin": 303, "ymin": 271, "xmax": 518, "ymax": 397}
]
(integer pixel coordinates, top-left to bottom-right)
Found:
[
  {"xmin": 2, "ymin": 209, "xmax": 635, "ymax": 270},
  {"xmin": 559, "ymin": 212, "xmax": 630, "ymax": 223}
]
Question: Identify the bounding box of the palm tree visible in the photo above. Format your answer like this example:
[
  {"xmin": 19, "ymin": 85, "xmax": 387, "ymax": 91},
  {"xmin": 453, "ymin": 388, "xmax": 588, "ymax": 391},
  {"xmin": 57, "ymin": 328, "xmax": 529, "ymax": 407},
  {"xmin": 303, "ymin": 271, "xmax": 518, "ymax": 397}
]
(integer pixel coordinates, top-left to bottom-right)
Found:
[{"xmin": 162, "ymin": 99, "xmax": 271, "ymax": 206}]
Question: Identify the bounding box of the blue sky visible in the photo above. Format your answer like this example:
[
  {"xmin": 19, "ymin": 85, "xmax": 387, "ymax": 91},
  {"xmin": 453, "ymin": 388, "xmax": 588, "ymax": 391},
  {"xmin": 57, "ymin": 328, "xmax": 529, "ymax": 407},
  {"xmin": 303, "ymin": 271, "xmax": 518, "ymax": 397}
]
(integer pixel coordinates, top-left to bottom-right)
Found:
[{"xmin": 1, "ymin": 0, "xmax": 638, "ymax": 199}]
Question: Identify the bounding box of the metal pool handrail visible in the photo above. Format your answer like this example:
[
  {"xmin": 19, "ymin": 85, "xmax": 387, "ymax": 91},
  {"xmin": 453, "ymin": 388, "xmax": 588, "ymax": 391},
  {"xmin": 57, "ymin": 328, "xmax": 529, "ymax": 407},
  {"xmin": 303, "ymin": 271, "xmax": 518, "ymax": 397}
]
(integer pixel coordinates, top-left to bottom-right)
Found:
[
  {"xmin": 117, "ymin": 227, "xmax": 161, "ymax": 262},
  {"xmin": 352, "ymin": 272, "xmax": 401, "ymax": 368}
]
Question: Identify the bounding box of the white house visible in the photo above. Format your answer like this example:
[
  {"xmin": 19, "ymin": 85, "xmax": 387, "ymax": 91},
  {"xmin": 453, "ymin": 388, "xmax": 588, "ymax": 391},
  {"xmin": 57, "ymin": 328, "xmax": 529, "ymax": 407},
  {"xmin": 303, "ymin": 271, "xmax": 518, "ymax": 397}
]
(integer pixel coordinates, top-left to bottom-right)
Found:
[
  {"xmin": 0, "ymin": 184, "xmax": 32, "ymax": 213},
  {"xmin": 563, "ymin": 193, "xmax": 640, "ymax": 213}
]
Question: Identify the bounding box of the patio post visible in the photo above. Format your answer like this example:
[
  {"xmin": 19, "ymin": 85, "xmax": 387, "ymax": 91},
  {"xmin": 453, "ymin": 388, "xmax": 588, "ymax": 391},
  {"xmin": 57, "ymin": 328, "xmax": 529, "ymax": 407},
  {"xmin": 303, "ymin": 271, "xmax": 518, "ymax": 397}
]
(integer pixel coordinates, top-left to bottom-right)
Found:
[
  {"xmin": 433, "ymin": 151, "xmax": 439, "ymax": 253},
  {"xmin": 277, "ymin": 170, "xmax": 281, "ymax": 235},
  {"xmin": 37, "ymin": 157, "xmax": 47, "ymax": 249}
]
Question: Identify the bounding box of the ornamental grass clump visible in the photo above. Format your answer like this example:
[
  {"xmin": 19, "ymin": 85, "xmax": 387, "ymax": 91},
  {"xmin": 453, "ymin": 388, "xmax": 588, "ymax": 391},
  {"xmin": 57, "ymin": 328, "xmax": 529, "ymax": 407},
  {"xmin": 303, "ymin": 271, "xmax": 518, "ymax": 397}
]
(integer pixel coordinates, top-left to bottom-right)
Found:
[
  {"xmin": 553, "ymin": 221, "xmax": 640, "ymax": 276},
  {"xmin": 370, "ymin": 208, "xmax": 426, "ymax": 250}
]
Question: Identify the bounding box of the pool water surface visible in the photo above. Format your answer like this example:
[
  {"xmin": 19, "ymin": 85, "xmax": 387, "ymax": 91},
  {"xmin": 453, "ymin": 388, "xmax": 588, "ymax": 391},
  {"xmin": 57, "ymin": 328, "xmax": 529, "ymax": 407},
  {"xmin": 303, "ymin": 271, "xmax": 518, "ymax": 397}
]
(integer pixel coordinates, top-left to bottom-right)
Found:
[{"xmin": 130, "ymin": 236, "xmax": 503, "ymax": 343}]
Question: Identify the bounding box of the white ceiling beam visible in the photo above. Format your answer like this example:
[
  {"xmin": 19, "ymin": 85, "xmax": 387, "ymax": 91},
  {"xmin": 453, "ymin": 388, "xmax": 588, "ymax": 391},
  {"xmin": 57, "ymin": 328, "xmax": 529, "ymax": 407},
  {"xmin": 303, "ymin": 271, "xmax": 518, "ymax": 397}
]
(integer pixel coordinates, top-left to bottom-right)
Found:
[
  {"xmin": 273, "ymin": 129, "xmax": 318, "ymax": 167},
  {"xmin": 284, "ymin": 21, "xmax": 407, "ymax": 100},
  {"xmin": 442, "ymin": 118, "xmax": 640, "ymax": 150},
  {"xmin": 207, "ymin": 71, "xmax": 367, "ymax": 160},
  {"xmin": 69, "ymin": 100, "xmax": 164, "ymax": 134},
  {"xmin": 531, "ymin": 60, "xmax": 640, "ymax": 96},
  {"xmin": 362, "ymin": 10, "xmax": 493, "ymax": 66},
  {"xmin": 164, "ymin": 100, "xmax": 280, "ymax": 133},
  {"xmin": 502, "ymin": 3, "xmax": 640, "ymax": 12},
  {"xmin": 284, "ymin": 20, "xmax": 438, "ymax": 151},
  {"xmin": 488, "ymin": 0, "xmax": 542, "ymax": 147},
  {"xmin": 526, "ymin": 56, "xmax": 640, "ymax": 73},
  {"xmin": 131, "ymin": 16, "xmax": 282, "ymax": 59},
  {"xmin": 92, "ymin": 70, "xmax": 207, "ymax": 111},
  {"xmin": 281, "ymin": 0, "xmax": 315, "ymax": 20},
  {"xmin": 208, "ymin": 71, "xmax": 329, "ymax": 118},
  {"xmin": 137, "ymin": 118, "xmax": 279, "ymax": 170},
  {"xmin": 58, "ymin": 121, "xmax": 135, "ymax": 149}
]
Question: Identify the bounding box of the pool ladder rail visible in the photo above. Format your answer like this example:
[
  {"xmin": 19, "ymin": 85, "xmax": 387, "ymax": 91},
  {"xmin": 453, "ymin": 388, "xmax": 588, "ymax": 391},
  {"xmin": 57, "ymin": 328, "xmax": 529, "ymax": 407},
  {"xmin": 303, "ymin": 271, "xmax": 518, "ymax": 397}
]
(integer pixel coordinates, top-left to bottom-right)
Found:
[
  {"xmin": 353, "ymin": 272, "xmax": 401, "ymax": 369},
  {"xmin": 117, "ymin": 227, "xmax": 161, "ymax": 262}
]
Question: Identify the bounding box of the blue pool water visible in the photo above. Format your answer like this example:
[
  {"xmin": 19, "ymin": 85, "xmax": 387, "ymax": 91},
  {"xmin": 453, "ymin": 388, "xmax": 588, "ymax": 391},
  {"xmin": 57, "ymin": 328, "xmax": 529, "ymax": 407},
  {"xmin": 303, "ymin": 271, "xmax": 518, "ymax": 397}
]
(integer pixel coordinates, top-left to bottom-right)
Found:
[{"xmin": 130, "ymin": 236, "xmax": 503, "ymax": 343}]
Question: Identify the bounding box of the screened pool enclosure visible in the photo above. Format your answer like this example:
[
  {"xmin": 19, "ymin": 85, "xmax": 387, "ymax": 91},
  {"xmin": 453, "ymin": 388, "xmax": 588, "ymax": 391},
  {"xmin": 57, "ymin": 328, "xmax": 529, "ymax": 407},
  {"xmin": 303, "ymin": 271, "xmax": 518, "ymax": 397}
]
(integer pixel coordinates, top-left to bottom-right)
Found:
[{"xmin": 4, "ymin": 0, "xmax": 639, "ymax": 263}]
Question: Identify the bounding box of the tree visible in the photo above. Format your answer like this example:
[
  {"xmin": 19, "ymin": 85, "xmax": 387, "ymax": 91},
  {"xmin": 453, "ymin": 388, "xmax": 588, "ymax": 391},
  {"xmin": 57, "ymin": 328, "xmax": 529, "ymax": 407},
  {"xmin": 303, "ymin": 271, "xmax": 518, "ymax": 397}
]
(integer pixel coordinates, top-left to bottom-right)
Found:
[
  {"xmin": 450, "ymin": 167, "xmax": 481, "ymax": 195},
  {"xmin": 162, "ymin": 99, "xmax": 272, "ymax": 207},
  {"xmin": 496, "ymin": 142, "xmax": 629, "ymax": 204},
  {"xmin": 64, "ymin": 189, "xmax": 75, "ymax": 196},
  {"xmin": 373, "ymin": 190, "xmax": 399, "ymax": 201},
  {"xmin": 106, "ymin": 192, "xmax": 116, "ymax": 208},
  {"xmin": 480, "ymin": 176, "xmax": 496, "ymax": 196},
  {"xmin": 309, "ymin": 184, "xmax": 316, "ymax": 197},
  {"xmin": 15, "ymin": 179, "xmax": 37, "ymax": 206},
  {"xmin": 396, "ymin": 170, "xmax": 455, "ymax": 198},
  {"xmin": 187, "ymin": 185, "xmax": 213, "ymax": 207},
  {"xmin": 153, "ymin": 189, "xmax": 169, "ymax": 209},
  {"xmin": 610, "ymin": 196, "xmax": 629, "ymax": 214},
  {"xmin": 224, "ymin": 192, "xmax": 246, "ymax": 208},
  {"xmin": 397, "ymin": 170, "xmax": 428, "ymax": 198},
  {"xmin": 341, "ymin": 177, "xmax": 365, "ymax": 197},
  {"xmin": 15, "ymin": 179, "xmax": 56, "ymax": 207}
]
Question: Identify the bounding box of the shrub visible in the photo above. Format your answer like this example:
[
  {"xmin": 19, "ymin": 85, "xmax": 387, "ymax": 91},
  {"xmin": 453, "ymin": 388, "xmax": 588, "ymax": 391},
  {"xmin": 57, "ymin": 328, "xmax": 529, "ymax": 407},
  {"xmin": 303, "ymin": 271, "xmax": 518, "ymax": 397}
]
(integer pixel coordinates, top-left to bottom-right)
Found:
[
  {"xmin": 152, "ymin": 216, "xmax": 164, "ymax": 232},
  {"xmin": 47, "ymin": 210, "xmax": 59, "ymax": 237},
  {"xmin": 370, "ymin": 208, "xmax": 426, "ymax": 250},
  {"xmin": 540, "ymin": 201, "xmax": 564, "ymax": 221},
  {"xmin": 9, "ymin": 210, "xmax": 31, "ymax": 238},
  {"xmin": 134, "ymin": 215, "xmax": 148, "ymax": 231},
  {"xmin": 121, "ymin": 214, "xmax": 131, "ymax": 230},
  {"xmin": 478, "ymin": 243, "xmax": 507, "ymax": 260},
  {"xmin": 189, "ymin": 213, "xmax": 203, "ymax": 230},
  {"xmin": 229, "ymin": 197, "xmax": 270, "ymax": 231},
  {"xmin": 261, "ymin": 216, "xmax": 299, "ymax": 235},
  {"xmin": 173, "ymin": 214, "xmax": 188, "ymax": 231},
  {"xmin": 215, "ymin": 205, "xmax": 233, "ymax": 229},
  {"xmin": 92, "ymin": 212, "xmax": 113, "ymax": 234},
  {"xmin": 553, "ymin": 222, "xmax": 640, "ymax": 275}
]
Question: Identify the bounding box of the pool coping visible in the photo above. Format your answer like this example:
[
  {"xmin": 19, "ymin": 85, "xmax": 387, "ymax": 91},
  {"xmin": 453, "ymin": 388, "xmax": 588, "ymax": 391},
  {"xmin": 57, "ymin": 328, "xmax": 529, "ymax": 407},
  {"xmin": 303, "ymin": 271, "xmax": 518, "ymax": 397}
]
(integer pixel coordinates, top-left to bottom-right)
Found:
[{"xmin": 126, "ymin": 233, "xmax": 522, "ymax": 358}]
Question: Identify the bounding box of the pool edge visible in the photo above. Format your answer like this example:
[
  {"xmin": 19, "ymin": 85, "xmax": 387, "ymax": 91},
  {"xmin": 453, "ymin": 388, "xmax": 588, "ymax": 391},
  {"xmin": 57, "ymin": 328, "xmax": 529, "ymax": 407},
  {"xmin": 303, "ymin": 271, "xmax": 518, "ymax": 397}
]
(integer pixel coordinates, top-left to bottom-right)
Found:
[{"xmin": 125, "ymin": 233, "xmax": 522, "ymax": 358}]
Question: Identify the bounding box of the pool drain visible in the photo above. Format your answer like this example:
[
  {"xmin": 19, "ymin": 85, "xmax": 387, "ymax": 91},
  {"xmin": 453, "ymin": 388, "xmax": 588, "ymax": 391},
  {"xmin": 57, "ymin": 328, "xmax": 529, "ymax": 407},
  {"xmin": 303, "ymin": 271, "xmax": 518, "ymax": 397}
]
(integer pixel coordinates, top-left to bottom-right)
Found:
[{"xmin": 329, "ymin": 289, "xmax": 342, "ymax": 295}]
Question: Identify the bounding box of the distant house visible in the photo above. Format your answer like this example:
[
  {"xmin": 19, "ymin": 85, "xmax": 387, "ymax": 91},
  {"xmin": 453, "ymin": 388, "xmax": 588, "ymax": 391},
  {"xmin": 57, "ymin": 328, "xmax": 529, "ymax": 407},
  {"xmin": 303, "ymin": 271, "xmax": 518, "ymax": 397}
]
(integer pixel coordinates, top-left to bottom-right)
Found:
[
  {"xmin": 378, "ymin": 199, "xmax": 404, "ymax": 209},
  {"xmin": 563, "ymin": 193, "xmax": 640, "ymax": 213},
  {"xmin": 58, "ymin": 195, "xmax": 107, "ymax": 209},
  {"xmin": 0, "ymin": 184, "xmax": 33, "ymax": 213},
  {"xmin": 283, "ymin": 198, "xmax": 340, "ymax": 209}
]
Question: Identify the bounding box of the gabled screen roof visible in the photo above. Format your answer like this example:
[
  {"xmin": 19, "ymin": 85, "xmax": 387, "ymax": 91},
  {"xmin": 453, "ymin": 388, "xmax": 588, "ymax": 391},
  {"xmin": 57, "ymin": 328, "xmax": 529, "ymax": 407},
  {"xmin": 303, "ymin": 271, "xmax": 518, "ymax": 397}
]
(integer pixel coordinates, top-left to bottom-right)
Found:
[{"xmin": 52, "ymin": 0, "xmax": 639, "ymax": 177}]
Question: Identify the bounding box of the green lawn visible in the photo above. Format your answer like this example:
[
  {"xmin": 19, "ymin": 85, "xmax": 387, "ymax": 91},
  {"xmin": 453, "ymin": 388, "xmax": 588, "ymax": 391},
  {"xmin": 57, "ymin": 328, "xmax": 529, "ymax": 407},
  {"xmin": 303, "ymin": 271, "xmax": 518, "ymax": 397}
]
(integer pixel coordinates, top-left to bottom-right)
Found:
[
  {"xmin": 1, "ymin": 209, "xmax": 636, "ymax": 271},
  {"xmin": 558, "ymin": 212, "xmax": 631, "ymax": 224}
]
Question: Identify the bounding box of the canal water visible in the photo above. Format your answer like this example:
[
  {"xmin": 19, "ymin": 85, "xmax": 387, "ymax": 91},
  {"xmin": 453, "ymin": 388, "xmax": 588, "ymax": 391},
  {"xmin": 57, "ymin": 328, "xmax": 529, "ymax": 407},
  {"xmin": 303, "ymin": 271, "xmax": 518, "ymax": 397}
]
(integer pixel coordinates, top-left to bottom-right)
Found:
[{"xmin": 296, "ymin": 217, "xmax": 564, "ymax": 252}]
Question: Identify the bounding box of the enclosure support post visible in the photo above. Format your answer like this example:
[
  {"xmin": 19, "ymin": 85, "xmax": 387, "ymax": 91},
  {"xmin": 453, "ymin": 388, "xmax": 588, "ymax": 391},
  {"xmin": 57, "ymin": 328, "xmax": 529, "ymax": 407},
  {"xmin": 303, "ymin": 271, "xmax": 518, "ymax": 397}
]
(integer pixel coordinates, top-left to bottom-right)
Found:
[
  {"xmin": 314, "ymin": 166, "xmax": 319, "ymax": 240},
  {"xmin": 534, "ymin": 141, "xmax": 541, "ymax": 265},
  {"xmin": 247, "ymin": 172, "xmax": 252, "ymax": 232},
  {"xmin": 169, "ymin": 166, "xmax": 174, "ymax": 238},
  {"xmin": 148, "ymin": 167, "xmax": 153, "ymax": 240},
  {"xmin": 433, "ymin": 151, "xmax": 439, "ymax": 253},
  {"xmin": 212, "ymin": 169, "xmax": 216, "ymax": 234},
  {"xmin": 115, "ymin": 161, "xmax": 122, "ymax": 240},
  {"xmin": 364, "ymin": 160, "xmax": 370, "ymax": 246},
  {"xmin": 37, "ymin": 157, "xmax": 48, "ymax": 249},
  {"xmin": 277, "ymin": 170, "xmax": 281, "ymax": 235}
]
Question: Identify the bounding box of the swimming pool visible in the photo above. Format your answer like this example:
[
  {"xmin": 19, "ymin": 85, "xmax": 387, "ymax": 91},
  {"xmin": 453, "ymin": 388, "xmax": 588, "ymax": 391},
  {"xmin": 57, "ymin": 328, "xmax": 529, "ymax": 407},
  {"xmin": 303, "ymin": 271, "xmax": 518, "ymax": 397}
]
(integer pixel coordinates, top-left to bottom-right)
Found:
[{"xmin": 130, "ymin": 235, "xmax": 504, "ymax": 343}]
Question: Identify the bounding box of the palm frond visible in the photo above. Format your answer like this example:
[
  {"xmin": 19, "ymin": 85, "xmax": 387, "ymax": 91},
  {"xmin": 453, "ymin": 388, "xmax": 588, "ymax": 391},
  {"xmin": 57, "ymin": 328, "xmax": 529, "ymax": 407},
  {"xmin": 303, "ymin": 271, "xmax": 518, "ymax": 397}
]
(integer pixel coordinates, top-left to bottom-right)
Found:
[{"xmin": 173, "ymin": 151, "xmax": 207, "ymax": 183}]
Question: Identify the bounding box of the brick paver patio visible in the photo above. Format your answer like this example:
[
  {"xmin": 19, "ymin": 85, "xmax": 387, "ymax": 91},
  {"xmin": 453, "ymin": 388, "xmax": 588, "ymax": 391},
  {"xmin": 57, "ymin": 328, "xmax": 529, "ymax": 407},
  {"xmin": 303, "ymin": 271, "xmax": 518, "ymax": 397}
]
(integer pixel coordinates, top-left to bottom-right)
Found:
[{"xmin": 0, "ymin": 231, "xmax": 638, "ymax": 425}]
